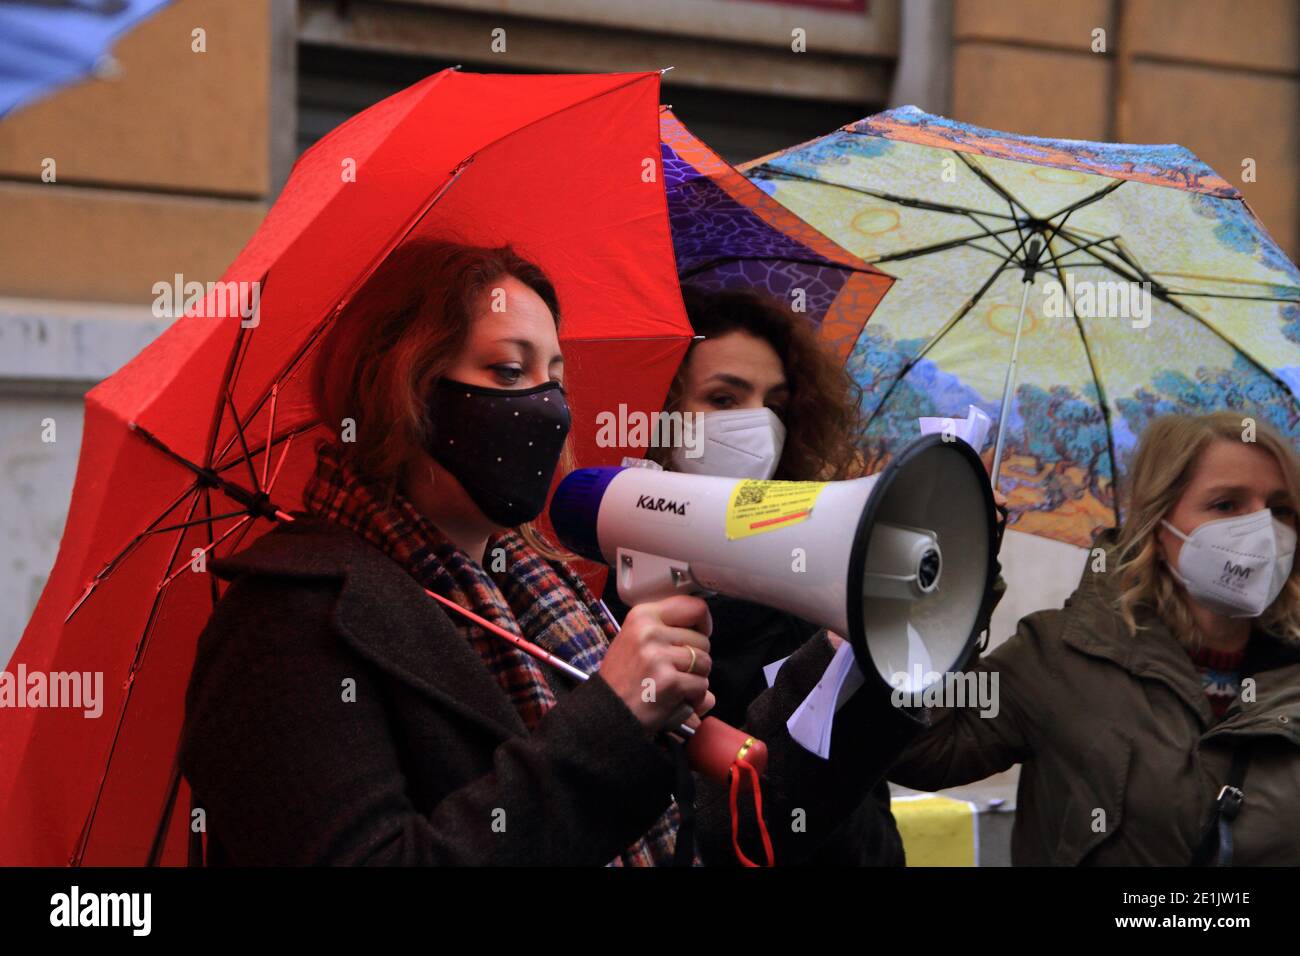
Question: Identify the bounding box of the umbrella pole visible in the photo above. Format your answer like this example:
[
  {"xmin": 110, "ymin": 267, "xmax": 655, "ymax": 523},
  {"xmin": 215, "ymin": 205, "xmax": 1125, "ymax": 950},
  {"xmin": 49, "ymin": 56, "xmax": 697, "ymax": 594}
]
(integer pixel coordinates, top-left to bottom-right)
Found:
[{"xmin": 989, "ymin": 238, "xmax": 1042, "ymax": 495}]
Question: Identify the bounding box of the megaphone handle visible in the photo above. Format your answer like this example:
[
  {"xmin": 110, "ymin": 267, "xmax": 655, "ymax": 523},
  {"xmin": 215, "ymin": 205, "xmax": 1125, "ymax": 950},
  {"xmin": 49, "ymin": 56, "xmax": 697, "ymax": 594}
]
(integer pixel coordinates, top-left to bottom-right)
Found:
[
  {"xmin": 684, "ymin": 716, "xmax": 769, "ymax": 786},
  {"xmin": 598, "ymin": 601, "xmax": 769, "ymax": 783}
]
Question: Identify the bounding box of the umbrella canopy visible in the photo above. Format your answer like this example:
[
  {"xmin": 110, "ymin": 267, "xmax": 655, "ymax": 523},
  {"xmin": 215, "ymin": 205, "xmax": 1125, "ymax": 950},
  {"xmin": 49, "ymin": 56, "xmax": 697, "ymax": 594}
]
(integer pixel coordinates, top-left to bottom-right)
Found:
[
  {"xmin": 744, "ymin": 106, "xmax": 1300, "ymax": 548},
  {"xmin": 0, "ymin": 0, "xmax": 174, "ymax": 118},
  {"xmin": 0, "ymin": 69, "xmax": 694, "ymax": 865},
  {"xmin": 660, "ymin": 107, "xmax": 892, "ymax": 362}
]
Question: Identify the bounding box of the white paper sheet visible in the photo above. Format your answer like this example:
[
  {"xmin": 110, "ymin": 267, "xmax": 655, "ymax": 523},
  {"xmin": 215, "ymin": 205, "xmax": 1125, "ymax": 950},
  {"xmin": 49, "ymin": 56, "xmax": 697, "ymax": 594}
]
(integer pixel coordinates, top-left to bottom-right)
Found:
[
  {"xmin": 764, "ymin": 640, "xmax": 865, "ymax": 759},
  {"xmin": 918, "ymin": 404, "xmax": 992, "ymax": 453}
]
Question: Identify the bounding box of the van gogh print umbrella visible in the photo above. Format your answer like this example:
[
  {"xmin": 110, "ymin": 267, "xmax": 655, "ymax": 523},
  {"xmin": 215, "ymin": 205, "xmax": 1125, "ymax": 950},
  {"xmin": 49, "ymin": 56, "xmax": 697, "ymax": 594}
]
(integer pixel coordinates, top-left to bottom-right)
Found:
[{"xmin": 744, "ymin": 107, "xmax": 1300, "ymax": 548}]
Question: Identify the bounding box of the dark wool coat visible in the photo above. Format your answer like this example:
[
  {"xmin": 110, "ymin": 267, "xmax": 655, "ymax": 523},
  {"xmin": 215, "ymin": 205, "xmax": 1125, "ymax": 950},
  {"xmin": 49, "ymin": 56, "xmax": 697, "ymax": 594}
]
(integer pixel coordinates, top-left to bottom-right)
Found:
[{"xmin": 180, "ymin": 512, "xmax": 923, "ymax": 865}]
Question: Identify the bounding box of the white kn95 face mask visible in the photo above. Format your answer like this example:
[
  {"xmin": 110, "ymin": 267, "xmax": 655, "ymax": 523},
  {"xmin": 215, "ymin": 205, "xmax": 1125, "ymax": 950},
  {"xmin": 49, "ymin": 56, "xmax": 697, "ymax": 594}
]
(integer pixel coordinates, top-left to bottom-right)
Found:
[
  {"xmin": 1162, "ymin": 508, "xmax": 1297, "ymax": 618},
  {"xmin": 670, "ymin": 407, "xmax": 786, "ymax": 481}
]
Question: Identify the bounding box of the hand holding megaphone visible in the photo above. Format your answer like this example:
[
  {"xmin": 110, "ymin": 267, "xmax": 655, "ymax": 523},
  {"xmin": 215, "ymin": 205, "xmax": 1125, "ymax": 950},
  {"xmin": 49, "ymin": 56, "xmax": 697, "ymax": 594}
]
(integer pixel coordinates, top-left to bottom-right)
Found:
[
  {"xmin": 599, "ymin": 594, "xmax": 716, "ymax": 733},
  {"xmin": 598, "ymin": 596, "xmax": 772, "ymax": 793}
]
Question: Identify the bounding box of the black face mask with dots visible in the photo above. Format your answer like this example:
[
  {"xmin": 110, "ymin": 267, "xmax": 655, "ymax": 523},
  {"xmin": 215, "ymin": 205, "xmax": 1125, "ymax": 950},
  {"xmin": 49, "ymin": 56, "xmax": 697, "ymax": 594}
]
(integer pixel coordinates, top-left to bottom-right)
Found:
[{"xmin": 423, "ymin": 378, "xmax": 572, "ymax": 527}]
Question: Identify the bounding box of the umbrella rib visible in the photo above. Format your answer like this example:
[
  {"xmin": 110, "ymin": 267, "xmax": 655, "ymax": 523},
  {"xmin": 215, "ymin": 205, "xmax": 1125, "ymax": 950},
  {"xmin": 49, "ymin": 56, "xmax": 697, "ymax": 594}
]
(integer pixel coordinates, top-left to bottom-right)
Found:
[
  {"xmin": 212, "ymin": 420, "xmax": 314, "ymax": 480},
  {"xmin": 872, "ymin": 223, "xmax": 1024, "ymax": 264},
  {"xmin": 1042, "ymin": 178, "xmax": 1126, "ymax": 229},
  {"xmin": 1146, "ymin": 269, "xmax": 1300, "ymax": 295},
  {"xmin": 212, "ymin": 327, "xmax": 328, "ymax": 470},
  {"xmin": 72, "ymin": 483, "xmax": 206, "ymax": 865},
  {"xmin": 859, "ymin": 259, "xmax": 1018, "ymax": 434},
  {"xmin": 147, "ymin": 758, "xmax": 186, "ymax": 867},
  {"xmin": 148, "ymin": 510, "xmax": 249, "ymax": 535},
  {"xmin": 966, "ymin": 242, "xmax": 1025, "ymax": 264},
  {"xmin": 746, "ymin": 167, "xmax": 1018, "ymax": 220},
  {"xmin": 63, "ymin": 480, "xmax": 207, "ymax": 623},
  {"xmin": 1049, "ymin": 231, "xmax": 1148, "ymax": 286},
  {"xmin": 222, "ymin": 383, "xmax": 264, "ymax": 494},
  {"xmin": 953, "ymin": 150, "xmax": 1033, "ymax": 220},
  {"xmin": 265, "ymin": 428, "xmax": 299, "ymax": 493},
  {"xmin": 1043, "ymin": 235, "xmax": 1121, "ymax": 520},
  {"xmin": 961, "ymin": 210, "xmax": 1019, "ymax": 258},
  {"xmin": 1007, "ymin": 197, "xmax": 1027, "ymax": 251},
  {"xmin": 1167, "ymin": 291, "xmax": 1300, "ymax": 303},
  {"xmin": 263, "ymin": 383, "xmax": 280, "ymax": 488},
  {"xmin": 224, "ymin": 502, "xmax": 265, "ymax": 554},
  {"xmin": 197, "ymin": 460, "xmax": 222, "ymax": 645},
  {"xmin": 207, "ymin": 315, "xmax": 255, "ymax": 471},
  {"xmin": 158, "ymin": 515, "xmax": 253, "ymax": 590},
  {"xmin": 899, "ymin": 225, "xmax": 1045, "ymax": 367},
  {"xmin": 1069, "ymin": 237, "xmax": 1300, "ymax": 400},
  {"xmin": 1049, "ymin": 232, "xmax": 1122, "ymax": 260},
  {"xmin": 679, "ymin": 254, "xmax": 881, "ymax": 280}
]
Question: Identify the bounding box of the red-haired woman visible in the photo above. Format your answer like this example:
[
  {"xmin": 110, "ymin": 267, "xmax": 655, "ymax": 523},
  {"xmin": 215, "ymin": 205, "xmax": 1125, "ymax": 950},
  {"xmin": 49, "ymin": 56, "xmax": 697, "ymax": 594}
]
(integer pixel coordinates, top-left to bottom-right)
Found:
[{"xmin": 179, "ymin": 239, "xmax": 904, "ymax": 865}]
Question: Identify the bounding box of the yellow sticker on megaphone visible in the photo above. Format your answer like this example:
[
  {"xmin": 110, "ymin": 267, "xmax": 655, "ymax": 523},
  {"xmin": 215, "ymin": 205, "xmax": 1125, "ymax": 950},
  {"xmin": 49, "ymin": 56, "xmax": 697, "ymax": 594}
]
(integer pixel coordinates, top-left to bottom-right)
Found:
[{"xmin": 725, "ymin": 480, "xmax": 827, "ymax": 540}]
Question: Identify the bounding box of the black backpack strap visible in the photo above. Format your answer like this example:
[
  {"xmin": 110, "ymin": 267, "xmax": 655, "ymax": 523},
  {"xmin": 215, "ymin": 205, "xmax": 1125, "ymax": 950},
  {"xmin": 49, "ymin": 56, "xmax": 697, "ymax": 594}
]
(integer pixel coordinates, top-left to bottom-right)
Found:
[{"xmin": 1191, "ymin": 741, "xmax": 1251, "ymax": 866}]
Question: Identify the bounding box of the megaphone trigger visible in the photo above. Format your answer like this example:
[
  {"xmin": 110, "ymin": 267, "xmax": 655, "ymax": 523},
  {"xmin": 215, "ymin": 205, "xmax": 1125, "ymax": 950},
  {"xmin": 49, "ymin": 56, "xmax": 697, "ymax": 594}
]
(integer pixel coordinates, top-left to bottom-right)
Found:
[{"xmin": 615, "ymin": 548, "xmax": 702, "ymax": 606}]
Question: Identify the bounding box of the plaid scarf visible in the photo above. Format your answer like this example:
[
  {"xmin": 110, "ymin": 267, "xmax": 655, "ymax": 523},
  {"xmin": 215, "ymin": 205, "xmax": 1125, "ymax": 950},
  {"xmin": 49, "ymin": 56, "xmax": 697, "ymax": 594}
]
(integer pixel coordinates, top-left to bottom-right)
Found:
[{"xmin": 301, "ymin": 440, "xmax": 696, "ymax": 866}]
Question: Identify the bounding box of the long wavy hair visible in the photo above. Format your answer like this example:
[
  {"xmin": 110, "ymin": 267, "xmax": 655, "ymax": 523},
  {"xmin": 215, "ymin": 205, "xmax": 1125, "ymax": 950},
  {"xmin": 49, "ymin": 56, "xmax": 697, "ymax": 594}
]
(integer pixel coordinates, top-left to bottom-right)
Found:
[
  {"xmin": 308, "ymin": 237, "xmax": 574, "ymax": 559},
  {"xmin": 1113, "ymin": 411, "xmax": 1300, "ymax": 647},
  {"xmin": 648, "ymin": 285, "xmax": 867, "ymax": 481}
]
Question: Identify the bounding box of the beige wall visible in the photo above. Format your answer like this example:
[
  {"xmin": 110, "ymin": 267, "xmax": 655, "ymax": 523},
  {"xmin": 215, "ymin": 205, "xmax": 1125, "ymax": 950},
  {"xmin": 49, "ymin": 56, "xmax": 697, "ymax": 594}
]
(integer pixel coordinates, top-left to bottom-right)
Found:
[
  {"xmin": 950, "ymin": 0, "xmax": 1299, "ymax": 259},
  {"xmin": 300, "ymin": 0, "xmax": 900, "ymax": 105},
  {"xmin": 0, "ymin": 0, "xmax": 287, "ymax": 304}
]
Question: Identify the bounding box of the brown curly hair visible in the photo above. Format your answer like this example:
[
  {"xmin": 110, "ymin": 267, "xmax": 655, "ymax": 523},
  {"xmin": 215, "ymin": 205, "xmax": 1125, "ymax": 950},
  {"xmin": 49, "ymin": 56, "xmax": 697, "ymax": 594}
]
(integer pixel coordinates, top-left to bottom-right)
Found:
[{"xmin": 648, "ymin": 285, "xmax": 867, "ymax": 481}]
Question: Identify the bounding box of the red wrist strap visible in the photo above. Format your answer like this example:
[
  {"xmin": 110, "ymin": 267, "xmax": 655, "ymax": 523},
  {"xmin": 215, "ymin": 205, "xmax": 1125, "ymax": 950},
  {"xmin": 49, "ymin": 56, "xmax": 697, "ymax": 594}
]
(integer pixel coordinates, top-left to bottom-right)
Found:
[{"xmin": 728, "ymin": 758, "xmax": 775, "ymax": 867}]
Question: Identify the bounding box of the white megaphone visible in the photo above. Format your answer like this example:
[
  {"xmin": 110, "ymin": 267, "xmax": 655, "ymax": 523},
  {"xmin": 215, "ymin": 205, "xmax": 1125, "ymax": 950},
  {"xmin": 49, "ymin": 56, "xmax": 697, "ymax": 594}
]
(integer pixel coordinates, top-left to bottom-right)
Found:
[{"xmin": 550, "ymin": 433, "xmax": 999, "ymax": 696}]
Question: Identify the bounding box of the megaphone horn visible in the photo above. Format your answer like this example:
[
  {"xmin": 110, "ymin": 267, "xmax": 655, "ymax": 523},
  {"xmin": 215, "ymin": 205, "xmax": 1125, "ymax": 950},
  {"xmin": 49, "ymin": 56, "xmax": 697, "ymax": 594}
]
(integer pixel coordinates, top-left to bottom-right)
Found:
[{"xmin": 550, "ymin": 433, "xmax": 998, "ymax": 697}]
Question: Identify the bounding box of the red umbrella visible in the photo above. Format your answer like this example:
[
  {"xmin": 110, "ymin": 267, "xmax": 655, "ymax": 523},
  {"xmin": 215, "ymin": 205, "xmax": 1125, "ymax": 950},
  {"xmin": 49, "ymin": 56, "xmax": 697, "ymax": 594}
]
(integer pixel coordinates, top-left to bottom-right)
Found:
[{"xmin": 0, "ymin": 69, "xmax": 694, "ymax": 865}]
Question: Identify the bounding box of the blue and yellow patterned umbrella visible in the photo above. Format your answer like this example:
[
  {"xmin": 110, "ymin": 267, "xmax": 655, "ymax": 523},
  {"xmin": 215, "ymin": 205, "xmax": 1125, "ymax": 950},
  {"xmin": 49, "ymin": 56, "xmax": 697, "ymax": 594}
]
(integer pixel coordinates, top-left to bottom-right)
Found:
[{"xmin": 744, "ymin": 107, "xmax": 1300, "ymax": 548}]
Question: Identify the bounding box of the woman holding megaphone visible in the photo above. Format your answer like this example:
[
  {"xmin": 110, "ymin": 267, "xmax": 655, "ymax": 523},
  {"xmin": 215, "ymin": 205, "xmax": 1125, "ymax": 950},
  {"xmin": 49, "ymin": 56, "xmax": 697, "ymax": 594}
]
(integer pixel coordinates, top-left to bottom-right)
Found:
[
  {"xmin": 889, "ymin": 412, "xmax": 1300, "ymax": 865},
  {"xmin": 180, "ymin": 239, "xmax": 908, "ymax": 866},
  {"xmin": 601, "ymin": 285, "xmax": 927, "ymax": 865}
]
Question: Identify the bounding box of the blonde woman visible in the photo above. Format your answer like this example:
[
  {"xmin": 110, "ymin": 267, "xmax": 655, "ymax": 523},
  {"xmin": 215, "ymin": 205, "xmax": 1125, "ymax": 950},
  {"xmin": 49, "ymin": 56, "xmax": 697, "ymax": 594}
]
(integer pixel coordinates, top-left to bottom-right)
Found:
[{"xmin": 889, "ymin": 411, "xmax": 1300, "ymax": 865}]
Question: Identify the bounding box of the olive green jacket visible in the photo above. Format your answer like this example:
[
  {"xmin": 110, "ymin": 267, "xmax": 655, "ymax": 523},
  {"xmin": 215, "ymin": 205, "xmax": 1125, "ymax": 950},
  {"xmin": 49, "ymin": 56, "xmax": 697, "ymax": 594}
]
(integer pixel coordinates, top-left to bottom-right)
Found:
[{"xmin": 889, "ymin": 533, "xmax": 1300, "ymax": 865}]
